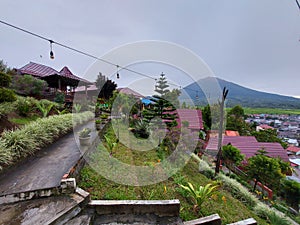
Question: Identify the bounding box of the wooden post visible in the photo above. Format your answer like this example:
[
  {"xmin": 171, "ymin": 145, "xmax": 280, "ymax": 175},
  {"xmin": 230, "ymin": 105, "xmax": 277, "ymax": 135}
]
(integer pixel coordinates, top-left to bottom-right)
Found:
[{"xmin": 215, "ymin": 87, "xmax": 228, "ymax": 176}]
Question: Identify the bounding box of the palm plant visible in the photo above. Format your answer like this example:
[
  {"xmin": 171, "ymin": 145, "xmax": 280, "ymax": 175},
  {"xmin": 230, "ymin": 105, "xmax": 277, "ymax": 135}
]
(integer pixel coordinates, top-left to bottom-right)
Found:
[
  {"xmin": 36, "ymin": 101, "xmax": 54, "ymax": 117},
  {"xmin": 180, "ymin": 182, "xmax": 219, "ymax": 212}
]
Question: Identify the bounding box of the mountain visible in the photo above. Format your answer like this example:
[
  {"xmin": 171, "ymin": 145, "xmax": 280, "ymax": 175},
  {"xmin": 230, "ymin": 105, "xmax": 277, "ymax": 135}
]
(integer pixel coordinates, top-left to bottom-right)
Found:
[{"xmin": 180, "ymin": 77, "xmax": 300, "ymax": 109}]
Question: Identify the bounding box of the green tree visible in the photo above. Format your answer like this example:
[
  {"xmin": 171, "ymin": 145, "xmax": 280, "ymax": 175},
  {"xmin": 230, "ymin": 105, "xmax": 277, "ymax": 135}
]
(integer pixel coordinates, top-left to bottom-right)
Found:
[
  {"xmin": 202, "ymin": 104, "xmax": 211, "ymax": 130},
  {"xmin": 246, "ymin": 150, "xmax": 289, "ymax": 192},
  {"xmin": 222, "ymin": 144, "xmax": 245, "ymax": 174},
  {"xmin": 143, "ymin": 73, "xmax": 178, "ymax": 129},
  {"xmin": 11, "ymin": 74, "xmax": 48, "ymax": 97},
  {"xmin": 280, "ymin": 179, "xmax": 300, "ymax": 211},
  {"xmin": 226, "ymin": 105, "xmax": 250, "ymax": 135},
  {"xmin": 95, "ymin": 72, "xmax": 117, "ymax": 99},
  {"xmin": 251, "ymin": 129, "xmax": 288, "ymax": 149}
]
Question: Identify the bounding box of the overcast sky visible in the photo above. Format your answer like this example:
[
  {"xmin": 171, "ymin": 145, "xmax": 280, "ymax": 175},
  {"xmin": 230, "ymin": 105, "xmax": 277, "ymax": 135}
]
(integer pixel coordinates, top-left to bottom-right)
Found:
[{"xmin": 1, "ymin": 0, "xmax": 300, "ymax": 97}]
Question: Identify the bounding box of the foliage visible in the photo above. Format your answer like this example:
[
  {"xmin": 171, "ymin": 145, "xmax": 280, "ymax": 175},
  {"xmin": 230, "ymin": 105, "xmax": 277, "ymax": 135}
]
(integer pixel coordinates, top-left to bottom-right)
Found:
[
  {"xmin": 108, "ymin": 91, "xmax": 139, "ymax": 117},
  {"xmin": 95, "ymin": 72, "xmax": 117, "ymax": 99},
  {"xmin": 280, "ymin": 179, "xmax": 300, "ymax": 211},
  {"xmin": 0, "ymin": 101, "xmax": 16, "ymax": 116},
  {"xmin": 246, "ymin": 150, "xmax": 289, "ymax": 193},
  {"xmin": 217, "ymin": 173, "xmax": 259, "ymax": 208},
  {"xmin": 254, "ymin": 203, "xmax": 291, "ymax": 225},
  {"xmin": 73, "ymin": 103, "xmax": 82, "ymax": 113},
  {"xmin": 242, "ymin": 107, "xmax": 300, "ymax": 115},
  {"xmin": 0, "ymin": 72, "xmax": 12, "ymax": 87},
  {"xmin": 54, "ymin": 92, "xmax": 65, "ymax": 104},
  {"xmin": 11, "ymin": 74, "xmax": 48, "ymax": 97},
  {"xmin": 143, "ymin": 74, "xmax": 179, "ymax": 129},
  {"xmin": 201, "ymin": 104, "xmax": 211, "ymax": 130},
  {"xmin": 226, "ymin": 105, "xmax": 251, "ymax": 135},
  {"xmin": 251, "ymin": 129, "xmax": 288, "ymax": 149},
  {"xmin": 0, "ymin": 88, "xmax": 16, "ymax": 103},
  {"xmin": 0, "ymin": 111, "xmax": 93, "ymax": 171},
  {"xmin": 104, "ymin": 134, "xmax": 117, "ymax": 155},
  {"xmin": 15, "ymin": 96, "xmax": 37, "ymax": 116},
  {"xmin": 132, "ymin": 119, "xmax": 150, "ymax": 139},
  {"xmin": 36, "ymin": 101, "xmax": 54, "ymax": 117},
  {"xmin": 79, "ymin": 128, "xmax": 91, "ymax": 138},
  {"xmin": 222, "ymin": 144, "xmax": 245, "ymax": 172},
  {"xmin": 180, "ymin": 182, "xmax": 218, "ymax": 211}
]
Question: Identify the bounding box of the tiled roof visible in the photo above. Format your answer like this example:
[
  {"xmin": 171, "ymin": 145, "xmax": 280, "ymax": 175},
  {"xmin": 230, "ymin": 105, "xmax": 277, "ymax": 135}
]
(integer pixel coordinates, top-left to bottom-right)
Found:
[
  {"xmin": 258, "ymin": 124, "xmax": 274, "ymax": 130},
  {"xmin": 18, "ymin": 62, "xmax": 91, "ymax": 84},
  {"xmin": 225, "ymin": 130, "xmax": 240, "ymax": 136},
  {"xmin": 287, "ymin": 146, "xmax": 300, "ymax": 153},
  {"xmin": 176, "ymin": 109, "xmax": 203, "ymax": 130},
  {"xmin": 75, "ymin": 84, "xmax": 98, "ymax": 92},
  {"xmin": 118, "ymin": 88, "xmax": 144, "ymax": 98},
  {"xmin": 19, "ymin": 62, "xmax": 58, "ymax": 77},
  {"xmin": 206, "ymin": 136, "xmax": 289, "ymax": 162}
]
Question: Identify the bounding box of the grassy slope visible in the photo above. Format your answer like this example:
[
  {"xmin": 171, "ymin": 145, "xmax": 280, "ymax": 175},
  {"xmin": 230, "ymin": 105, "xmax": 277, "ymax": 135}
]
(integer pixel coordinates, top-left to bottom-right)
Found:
[
  {"xmin": 226, "ymin": 107, "xmax": 300, "ymax": 115},
  {"xmin": 78, "ymin": 124, "xmax": 268, "ymax": 224}
]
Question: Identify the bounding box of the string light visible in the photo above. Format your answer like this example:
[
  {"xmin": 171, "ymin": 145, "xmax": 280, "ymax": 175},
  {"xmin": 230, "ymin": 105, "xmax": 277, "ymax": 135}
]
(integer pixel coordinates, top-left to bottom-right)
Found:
[
  {"xmin": 0, "ymin": 19, "xmax": 210, "ymax": 96},
  {"xmin": 116, "ymin": 65, "xmax": 120, "ymax": 79},
  {"xmin": 49, "ymin": 40, "xmax": 54, "ymax": 59}
]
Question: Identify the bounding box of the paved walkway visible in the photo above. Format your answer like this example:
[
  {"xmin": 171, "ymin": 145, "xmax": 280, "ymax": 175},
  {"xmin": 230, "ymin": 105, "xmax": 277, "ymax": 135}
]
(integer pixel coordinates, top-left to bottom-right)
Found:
[{"xmin": 0, "ymin": 120, "xmax": 98, "ymax": 196}]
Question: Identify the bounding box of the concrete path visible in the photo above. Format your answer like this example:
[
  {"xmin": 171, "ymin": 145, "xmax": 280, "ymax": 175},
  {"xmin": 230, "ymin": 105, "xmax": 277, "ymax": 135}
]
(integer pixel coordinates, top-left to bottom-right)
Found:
[{"xmin": 0, "ymin": 120, "xmax": 98, "ymax": 196}]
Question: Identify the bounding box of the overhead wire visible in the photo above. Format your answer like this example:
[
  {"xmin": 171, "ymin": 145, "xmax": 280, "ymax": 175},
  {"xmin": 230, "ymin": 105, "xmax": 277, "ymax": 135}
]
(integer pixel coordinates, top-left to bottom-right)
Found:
[{"xmin": 0, "ymin": 19, "xmax": 202, "ymax": 95}]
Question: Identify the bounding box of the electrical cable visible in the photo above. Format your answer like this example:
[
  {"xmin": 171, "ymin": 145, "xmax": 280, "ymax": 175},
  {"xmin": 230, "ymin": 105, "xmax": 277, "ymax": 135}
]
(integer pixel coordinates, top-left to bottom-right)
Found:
[{"xmin": 0, "ymin": 19, "xmax": 205, "ymax": 96}]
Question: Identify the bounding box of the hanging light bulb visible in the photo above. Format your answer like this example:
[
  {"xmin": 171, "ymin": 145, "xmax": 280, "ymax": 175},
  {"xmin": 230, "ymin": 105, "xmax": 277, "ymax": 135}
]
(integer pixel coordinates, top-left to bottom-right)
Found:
[
  {"xmin": 116, "ymin": 65, "xmax": 120, "ymax": 79},
  {"xmin": 49, "ymin": 40, "xmax": 54, "ymax": 59}
]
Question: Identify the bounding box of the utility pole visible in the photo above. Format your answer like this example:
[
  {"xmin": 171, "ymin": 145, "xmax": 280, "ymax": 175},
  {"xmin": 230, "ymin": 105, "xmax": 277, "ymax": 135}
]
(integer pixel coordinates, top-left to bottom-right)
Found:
[{"xmin": 215, "ymin": 87, "xmax": 229, "ymax": 176}]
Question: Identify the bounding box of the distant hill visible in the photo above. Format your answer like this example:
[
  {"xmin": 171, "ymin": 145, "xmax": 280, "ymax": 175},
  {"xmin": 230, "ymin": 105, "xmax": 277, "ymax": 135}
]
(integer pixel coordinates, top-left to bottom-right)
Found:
[{"xmin": 180, "ymin": 77, "xmax": 300, "ymax": 109}]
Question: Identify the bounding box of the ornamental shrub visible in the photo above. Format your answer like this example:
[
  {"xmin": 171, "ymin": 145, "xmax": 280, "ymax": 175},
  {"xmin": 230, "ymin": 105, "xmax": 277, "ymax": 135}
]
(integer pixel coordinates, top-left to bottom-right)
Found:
[
  {"xmin": 0, "ymin": 88, "xmax": 16, "ymax": 103},
  {"xmin": 0, "ymin": 72, "xmax": 11, "ymax": 87},
  {"xmin": 11, "ymin": 74, "xmax": 47, "ymax": 97}
]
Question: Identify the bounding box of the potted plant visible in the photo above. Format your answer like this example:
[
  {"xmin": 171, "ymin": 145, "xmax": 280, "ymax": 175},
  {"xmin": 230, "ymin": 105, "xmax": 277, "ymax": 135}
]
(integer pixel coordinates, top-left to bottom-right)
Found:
[
  {"xmin": 78, "ymin": 128, "xmax": 91, "ymax": 146},
  {"xmin": 95, "ymin": 119, "xmax": 101, "ymax": 130}
]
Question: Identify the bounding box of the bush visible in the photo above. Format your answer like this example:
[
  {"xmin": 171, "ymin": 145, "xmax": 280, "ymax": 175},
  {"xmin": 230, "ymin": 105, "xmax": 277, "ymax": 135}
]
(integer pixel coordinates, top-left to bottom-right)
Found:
[
  {"xmin": 15, "ymin": 96, "xmax": 37, "ymax": 116},
  {"xmin": 217, "ymin": 174, "xmax": 259, "ymax": 208},
  {"xmin": 0, "ymin": 72, "xmax": 11, "ymax": 87},
  {"xmin": 0, "ymin": 111, "xmax": 93, "ymax": 171},
  {"xmin": 54, "ymin": 92, "xmax": 65, "ymax": 104},
  {"xmin": 0, "ymin": 88, "xmax": 16, "ymax": 103},
  {"xmin": 11, "ymin": 74, "xmax": 48, "ymax": 97},
  {"xmin": 254, "ymin": 202, "xmax": 291, "ymax": 225}
]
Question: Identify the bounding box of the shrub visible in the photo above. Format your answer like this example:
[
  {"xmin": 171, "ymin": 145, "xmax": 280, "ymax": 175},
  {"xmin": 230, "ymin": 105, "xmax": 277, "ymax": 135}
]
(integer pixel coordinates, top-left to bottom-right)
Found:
[
  {"xmin": 0, "ymin": 72, "xmax": 11, "ymax": 87},
  {"xmin": 15, "ymin": 96, "xmax": 37, "ymax": 116},
  {"xmin": 254, "ymin": 202, "xmax": 291, "ymax": 225},
  {"xmin": 11, "ymin": 74, "xmax": 47, "ymax": 97},
  {"xmin": 0, "ymin": 88, "xmax": 16, "ymax": 103},
  {"xmin": 217, "ymin": 173, "xmax": 259, "ymax": 208},
  {"xmin": 54, "ymin": 92, "xmax": 65, "ymax": 104},
  {"xmin": 0, "ymin": 111, "xmax": 94, "ymax": 171}
]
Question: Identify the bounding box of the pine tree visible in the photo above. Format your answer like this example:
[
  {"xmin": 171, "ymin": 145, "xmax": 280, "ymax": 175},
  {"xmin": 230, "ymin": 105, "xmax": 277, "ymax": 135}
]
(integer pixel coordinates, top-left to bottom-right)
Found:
[{"xmin": 143, "ymin": 73, "xmax": 178, "ymax": 129}]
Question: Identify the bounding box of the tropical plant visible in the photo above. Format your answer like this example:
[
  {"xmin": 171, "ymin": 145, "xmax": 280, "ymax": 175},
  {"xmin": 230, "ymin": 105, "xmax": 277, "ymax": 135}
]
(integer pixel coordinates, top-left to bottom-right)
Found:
[
  {"xmin": 79, "ymin": 128, "xmax": 91, "ymax": 138},
  {"xmin": 36, "ymin": 101, "xmax": 54, "ymax": 117},
  {"xmin": 179, "ymin": 182, "xmax": 218, "ymax": 211},
  {"xmin": 104, "ymin": 134, "xmax": 117, "ymax": 155},
  {"xmin": 133, "ymin": 119, "xmax": 150, "ymax": 139},
  {"xmin": 73, "ymin": 103, "xmax": 82, "ymax": 113}
]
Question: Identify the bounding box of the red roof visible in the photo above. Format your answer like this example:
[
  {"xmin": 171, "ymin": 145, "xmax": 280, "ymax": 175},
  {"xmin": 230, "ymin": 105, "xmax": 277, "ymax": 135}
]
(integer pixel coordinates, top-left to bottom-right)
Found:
[
  {"xmin": 19, "ymin": 62, "xmax": 58, "ymax": 77},
  {"xmin": 287, "ymin": 146, "xmax": 300, "ymax": 153},
  {"xmin": 206, "ymin": 136, "xmax": 289, "ymax": 162},
  {"xmin": 225, "ymin": 130, "xmax": 240, "ymax": 136},
  {"xmin": 18, "ymin": 62, "xmax": 91, "ymax": 84},
  {"xmin": 118, "ymin": 87, "xmax": 144, "ymax": 98},
  {"xmin": 258, "ymin": 124, "xmax": 274, "ymax": 130},
  {"xmin": 176, "ymin": 109, "xmax": 203, "ymax": 130}
]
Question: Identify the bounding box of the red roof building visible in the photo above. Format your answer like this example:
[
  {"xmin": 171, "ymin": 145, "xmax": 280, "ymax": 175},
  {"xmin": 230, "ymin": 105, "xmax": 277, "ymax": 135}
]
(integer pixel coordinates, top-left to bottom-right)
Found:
[
  {"xmin": 18, "ymin": 62, "xmax": 91, "ymax": 91},
  {"xmin": 176, "ymin": 109, "xmax": 203, "ymax": 131},
  {"xmin": 206, "ymin": 136, "xmax": 289, "ymax": 162},
  {"xmin": 225, "ymin": 130, "xmax": 240, "ymax": 136}
]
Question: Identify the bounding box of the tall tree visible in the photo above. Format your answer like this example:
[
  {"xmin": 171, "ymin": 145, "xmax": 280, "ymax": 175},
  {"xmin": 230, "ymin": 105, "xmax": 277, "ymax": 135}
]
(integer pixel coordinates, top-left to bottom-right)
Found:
[
  {"xmin": 226, "ymin": 105, "xmax": 250, "ymax": 135},
  {"xmin": 143, "ymin": 73, "xmax": 178, "ymax": 129},
  {"xmin": 280, "ymin": 179, "xmax": 300, "ymax": 211},
  {"xmin": 202, "ymin": 104, "xmax": 211, "ymax": 130},
  {"xmin": 95, "ymin": 72, "xmax": 117, "ymax": 99},
  {"xmin": 246, "ymin": 149, "xmax": 290, "ymax": 192}
]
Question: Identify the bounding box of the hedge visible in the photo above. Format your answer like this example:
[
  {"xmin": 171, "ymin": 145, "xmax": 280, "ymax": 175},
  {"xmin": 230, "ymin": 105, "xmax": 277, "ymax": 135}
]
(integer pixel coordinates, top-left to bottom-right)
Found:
[{"xmin": 0, "ymin": 111, "xmax": 93, "ymax": 171}]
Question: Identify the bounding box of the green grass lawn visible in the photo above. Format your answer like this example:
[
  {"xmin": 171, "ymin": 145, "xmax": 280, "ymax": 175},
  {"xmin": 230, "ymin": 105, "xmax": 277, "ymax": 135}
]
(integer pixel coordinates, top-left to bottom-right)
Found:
[
  {"xmin": 9, "ymin": 114, "xmax": 40, "ymax": 125},
  {"xmin": 78, "ymin": 123, "xmax": 269, "ymax": 224},
  {"xmin": 235, "ymin": 107, "xmax": 300, "ymax": 115}
]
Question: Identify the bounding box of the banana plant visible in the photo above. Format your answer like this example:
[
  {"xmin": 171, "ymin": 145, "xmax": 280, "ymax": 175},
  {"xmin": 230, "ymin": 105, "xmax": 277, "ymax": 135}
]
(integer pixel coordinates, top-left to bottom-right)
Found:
[
  {"xmin": 180, "ymin": 182, "xmax": 218, "ymax": 210},
  {"xmin": 36, "ymin": 102, "xmax": 54, "ymax": 117}
]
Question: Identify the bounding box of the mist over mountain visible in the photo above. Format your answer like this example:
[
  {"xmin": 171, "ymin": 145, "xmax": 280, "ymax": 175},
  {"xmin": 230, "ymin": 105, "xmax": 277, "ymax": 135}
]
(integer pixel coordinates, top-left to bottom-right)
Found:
[{"xmin": 180, "ymin": 77, "xmax": 300, "ymax": 109}]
